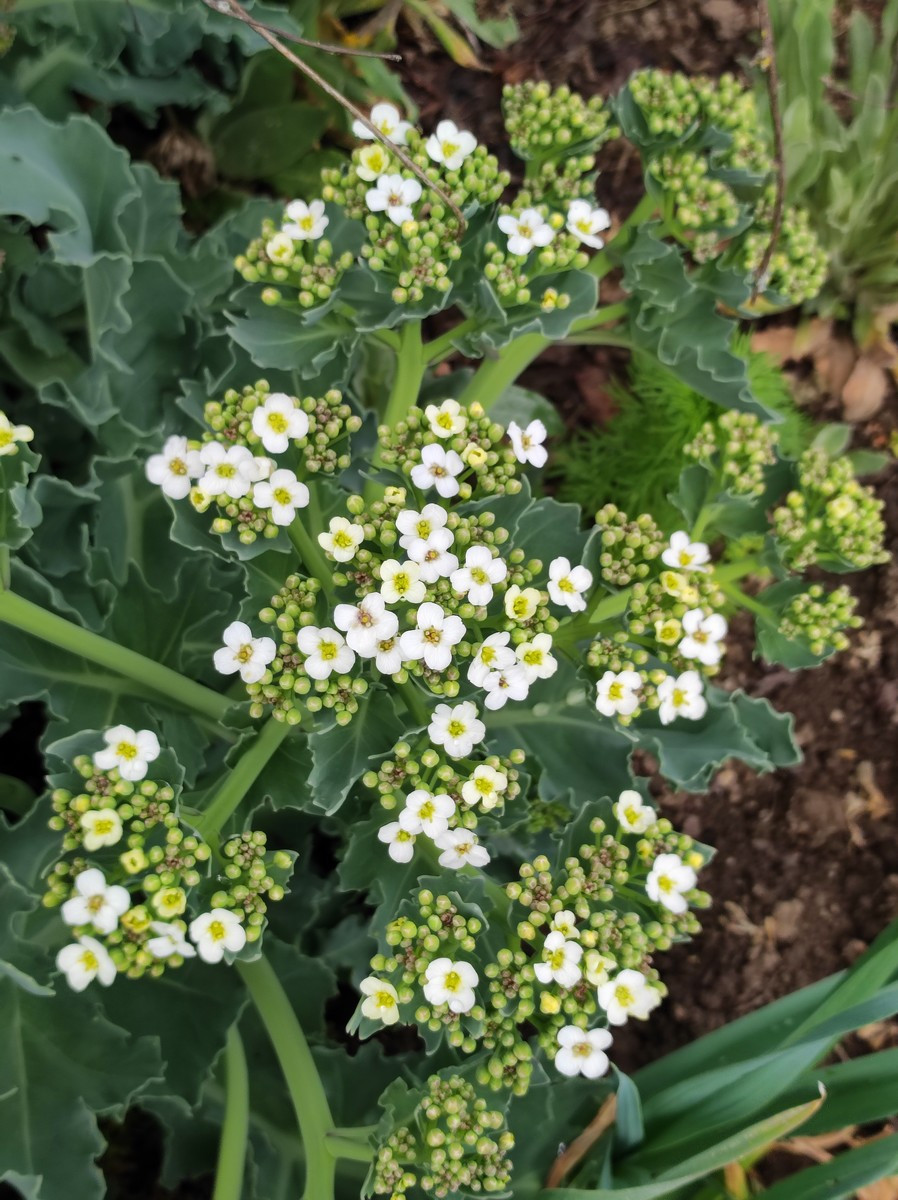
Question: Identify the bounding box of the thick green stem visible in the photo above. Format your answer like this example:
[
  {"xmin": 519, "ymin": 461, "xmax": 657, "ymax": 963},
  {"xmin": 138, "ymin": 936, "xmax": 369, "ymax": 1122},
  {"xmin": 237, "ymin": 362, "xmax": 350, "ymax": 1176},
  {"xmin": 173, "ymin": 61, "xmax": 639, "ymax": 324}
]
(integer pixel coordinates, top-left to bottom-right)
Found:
[
  {"xmin": 719, "ymin": 580, "xmax": 776, "ymax": 623},
  {"xmin": 364, "ymin": 321, "xmax": 425, "ymax": 503},
  {"xmin": 0, "ymin": 588, "xmax": 230, "ymax": 724},
  {"xmin": 237, "ymin": 955, "xmax": 336, "ymax": 1200},
  {"xmin": 567, "ymin": 301, "xmax": 630, "ymax": 336},
  {"xmin": 457, "ymin": 332, "xmax": 547, "ymax": 413},
  {"xmin": 193, "ymin": 717, "xmax": 291, "ymax": 841},
  {"xmin": 424, "ymin": 315, "xmax": 478, "ymax": 365},
  {"xmin": 324, "ymin": 1132, "xmax": 375, "ymax": 1163},
  {"xmin": 212, "ymin": 1026, "xmax": 250, "ymax": 1200}
]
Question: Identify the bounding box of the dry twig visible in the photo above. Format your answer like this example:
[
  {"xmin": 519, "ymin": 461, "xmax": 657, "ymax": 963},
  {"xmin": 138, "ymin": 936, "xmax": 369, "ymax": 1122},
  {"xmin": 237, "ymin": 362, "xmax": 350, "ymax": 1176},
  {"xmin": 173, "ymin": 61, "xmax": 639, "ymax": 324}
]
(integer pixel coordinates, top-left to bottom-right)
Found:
[
  {"xmin": 751, "ymin": 0, "xmax": 786, "ymax": 301},
  {"xmin": 200, "ymin": 0, "xmax": 466, "ymax": 232},
  {"xmin": 545, "ymin": 1094, "xmax": 618, "ymax": 1189}
]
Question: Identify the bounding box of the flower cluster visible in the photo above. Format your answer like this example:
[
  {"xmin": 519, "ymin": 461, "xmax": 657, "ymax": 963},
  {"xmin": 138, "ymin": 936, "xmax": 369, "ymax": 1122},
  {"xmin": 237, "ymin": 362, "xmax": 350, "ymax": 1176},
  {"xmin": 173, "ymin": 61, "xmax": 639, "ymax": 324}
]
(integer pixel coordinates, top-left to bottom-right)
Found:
[
  {"xmin": 772, "ymin": 447, "xmax": 889, "ymax": 570},
  {"xmin": 208, "ymin": 399, "xmax": 595, "ymax": 728},
  {"xmin": 356, "ymin": 790, "xmax": 706, "ymax": 1099},
  {"xmin": 318, "ymin": 105, "xmax": 509, "ymax": 303},
  {"xmin": 44, "ymin": 729, "xmax": 290, "ymax": 990},
  {"xmin": 366, "ymin": 727, "xmax": 524, "ymax": 870},
  {"xmin": 371, "ymin": 1074, "xmax": 514, "ymax": 1199},
  {"xmin": 776, "ymin": 583, "xmax": 863, "ymax": 658},
  {"xmin": 684, "ymin": 410, "xmax": 778, "ymax": 499},
  {"xmin": 144, "ymin": 381, "xmax": 360, "ymax": 545},
  {"xmin": 588, "ymin": 529, "xmax": 726, "ymax": 725}
]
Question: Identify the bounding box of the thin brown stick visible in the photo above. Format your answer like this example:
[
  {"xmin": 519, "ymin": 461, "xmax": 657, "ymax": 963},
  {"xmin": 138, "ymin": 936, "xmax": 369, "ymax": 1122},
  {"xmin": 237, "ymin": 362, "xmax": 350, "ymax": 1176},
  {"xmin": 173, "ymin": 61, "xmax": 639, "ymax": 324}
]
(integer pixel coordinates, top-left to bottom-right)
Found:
[
  {"xmin": 545, "ymin": 1094, "xmax": 618, "ymax": 1190},
  {"xmin": 200, "ymin": 0, "xmax": 466, "ymax": 232},
  {"xmin": 752, "ymin": 0, "xmax": 786, "ymax": 301},
  {"xmin": 202, "ymin": 2, "xmax": 401, "ymax": 58}
]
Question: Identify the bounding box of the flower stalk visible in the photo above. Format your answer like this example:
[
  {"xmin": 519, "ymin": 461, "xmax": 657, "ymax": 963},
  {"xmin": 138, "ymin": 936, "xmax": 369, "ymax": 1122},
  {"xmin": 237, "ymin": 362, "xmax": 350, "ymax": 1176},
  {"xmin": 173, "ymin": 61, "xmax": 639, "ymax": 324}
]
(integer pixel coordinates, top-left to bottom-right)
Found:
[
  {"xmin": 0, "ymin": 587, "xmax": 231, "ymax": 725},
  {"xmin": 212, "ymin": 1026, "xmax": 250, "ymax": 1200}
]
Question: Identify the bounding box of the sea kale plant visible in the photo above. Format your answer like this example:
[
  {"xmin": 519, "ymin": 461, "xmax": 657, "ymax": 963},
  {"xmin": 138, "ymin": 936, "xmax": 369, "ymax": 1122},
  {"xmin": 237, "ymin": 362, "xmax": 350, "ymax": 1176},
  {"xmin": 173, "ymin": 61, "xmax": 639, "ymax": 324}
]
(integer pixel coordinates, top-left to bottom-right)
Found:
[{"xmin": 0, "ymin": 72, "xmax": 890, "ymax": 1200}]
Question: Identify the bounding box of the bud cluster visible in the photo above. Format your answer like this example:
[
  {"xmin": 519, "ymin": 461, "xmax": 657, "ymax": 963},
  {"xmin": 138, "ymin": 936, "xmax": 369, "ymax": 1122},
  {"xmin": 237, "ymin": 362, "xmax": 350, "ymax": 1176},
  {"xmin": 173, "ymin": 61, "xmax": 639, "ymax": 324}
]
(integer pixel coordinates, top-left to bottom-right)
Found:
[
  {"xmin": 210, "ymin": 831, "xmax": 294, "ymax": 940},
  {"xmin": 502, "ymin": 81, "xmax": 616, "ymax": 161},
  {"xmin": 594, "ymin": 504, "xmax": 664, "ymax": 586},
  {"xmin": 371, "ymin": 1074, "xmax": 514, "ymax": 1199},
  {"xmin": 650, "ymin": 150, "xmax": 741, "ymax": 232},
  {"xmin": 235, "ymin": 218, "xmax": 354, "ymax": 308},
  {"xmin": 776, "ymin": 583, "xmax": 863, "ymax": 657},
  {"xmin": 772, "ymin": 448, "xmax": 889, "ymax": 570},
  {"xmin": 684, "ymin": 410, "xmax": 778, "ymax": 499},
  {"xmin": 363, "ymin": 737, "xmax": 524, "ymax": 816},
  {"xmin": 736, "ymin": 189, "xmax": 829, "ymax": 306}
]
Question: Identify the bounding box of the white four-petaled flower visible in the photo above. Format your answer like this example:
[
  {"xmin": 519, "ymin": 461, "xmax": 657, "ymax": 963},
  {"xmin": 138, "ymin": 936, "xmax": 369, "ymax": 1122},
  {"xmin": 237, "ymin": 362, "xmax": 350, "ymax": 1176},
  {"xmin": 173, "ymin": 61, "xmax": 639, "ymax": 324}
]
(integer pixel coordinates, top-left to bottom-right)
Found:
[
  {"xmin": 646, "ymin": 853, "xmax": 697, "ymax": 914},
  {"xmin": 467, "ymin": 632, "xmax": 515, "ymax": 687},
  {"xmin": 516, "ymin": 633, "xmax": 557, "ymax": 682},
  {"xmin": 334, "ymin": 593, "xmax": 398, "ymax": 658},
  {"xmin": 56, "ymin": 936, "xmax": 116, "ymax": 991},
  {"xmin": 396, "ymin": 503, "xmax": 449, "ymax": 550},
  {"xmin": 661, "ymin": 531, "xmax": 712, "ymax": 573},
  {"xmin": 548, "ymin": 556, "xmax": 593, "ymax": 612},
  {"xmin": 405, "ymin": 527, "xmax": 459, "ymax": 582},
  {"xmin": 145, "ymin": 435, "xmax": 203, "ymax": 499},
  {"xmin": 399, "ymin": 789, "xmax": 455, "ymax": 839},
  {"xmin": 94, "ymin": 725, "xmax": 161, "ymax": 782},
  {"xmin": 318, "ymin": 516, "xmax": 365, "ymax": 563},
  {"xmin": 450, "ymin": 545, "xmax": 507, "ymax": 606},
  {"xmin": 497, "ymin": 208, "xmax": 555, "ymax": 256},
  {"xmin": 657, "ymin": 670, "xmax": 707, "ymax": 725},
  {"xmin": 566, "ymin": 199, "xmax": 611, "ymax": 249},
  {"xmin": 435, "ymin": 827, "xmax": 490, "ymax": 869},
  {"xmin": 613, "ymin": 789, "xmax": 656, "ymax": 834},
  {"xmin": 595, "ymin": 670, "xmax": 642, "ymax": 718},
  {"xmin": 80, "ymin": 808, "xmax": 124, "ymax": 851},
  {"xmin": 504, "ymin": 584, "xmax": 541, "ymax": 621},
  {"xmin": 423, "ymin": 957, "xmax": 478, "ymax": 1014},
  {"xmin": 214, "ymin": 621, "xmax": 277, "ymax": 684},
  {"xmin": 428, "ymin": 701, "xmax": 485, "ymax": 759},
  {"xmin": 146, "ymin": 921, "xmax": 197, "ymax": 960},
  {"xmin": 366, "ymin": 173, "xmax": 422, "ymax": 225},
  {"xmin": 554, "ymin": 1025, "xmax": 613, "ymax": 1078},
  {"xmin": 399, "ymin": 602, "xmax": 465, "ymax": 671},
  {"xmin": 550, "ymin": 910, "xmax": 580, "ymax": 940},
  {"xmin": 189, "ymin": 909, "xmax": 246, "ymax": 963},
  {"xmin": 410, "ymin": 444, "xmax": 465, "ymax": 498},
  {"xmin": 198, "ymin": 442, "xmax": 268, "ymax": 500},
  {"xmin": 482, "ymin": 664, "xmax": 530, "ymax": 710},
  {"xmin": 251, "ymin": 393, "xmax": 310, "ymax": 454},
  {"xmin": 356, "ymin": 143, "xmax": 392, "ymax": 182},
  {"xmin": 424, "ymin": 398, "xmax": 466, "ymax": 439},
  {"xmin": 253, "ymin": 469, "xmax": 310, "ymax": 526},
  {"xmin": 360, "ymin": 975, "xmax": 401, "ymax": 1024},
  {"xmin": 378, "ymin": 820, "xmax": 416, "ymax": 862},
  {"xmin": 379, "ymin": 558, "xmax": 427, "ymax": 604},
  {"xmin": 460, "ymin": 764, "xmax": 507, "ymax": 810},
  {"xmin": 352, "ymin": 102, "xmax": 412, "ymax": 145},
  {"xmin": 679, "ymin": 609, "xmax": 727, "ymax": 666},
  {"xmin": 507, "ymin": 419, "xmax": 548, "ymax": 468},
  {"xmin": 282, "ymin": 198, "xmax": 328, "ymax": 241},
  {"xmin": 61, "ymin": 868, "xmax": 130, "ymax": 934},
  {"xmin": 296, "ymin": 626, "xmax": 355, "ymax": 680},
  {"xmin": 597, "ymin": 969, "xmax": 661, "ymax": 1025},
  {"xmin": 534, "ymin": 931, "xmax": 583, "ymax": 987},
  {"xmin": 425, "ymin": 120, "xmax": 477, "ymax": 170}
]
